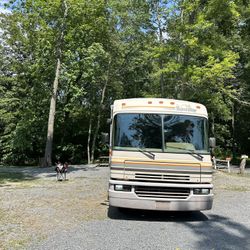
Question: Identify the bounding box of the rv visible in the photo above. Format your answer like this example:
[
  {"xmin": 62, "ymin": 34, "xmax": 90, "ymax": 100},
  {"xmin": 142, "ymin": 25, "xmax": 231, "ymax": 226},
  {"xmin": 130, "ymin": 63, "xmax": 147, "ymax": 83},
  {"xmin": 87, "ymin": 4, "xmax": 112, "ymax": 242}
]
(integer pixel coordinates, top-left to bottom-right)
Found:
[{"xmin": 108, "ymin": 98, "xmax": 214, "ymax": 211}]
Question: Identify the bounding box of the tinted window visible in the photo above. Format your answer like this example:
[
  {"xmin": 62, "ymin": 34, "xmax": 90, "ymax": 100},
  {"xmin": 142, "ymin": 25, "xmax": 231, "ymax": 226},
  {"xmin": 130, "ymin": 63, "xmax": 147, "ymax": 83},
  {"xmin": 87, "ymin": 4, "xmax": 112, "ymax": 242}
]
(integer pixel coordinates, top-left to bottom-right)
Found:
[
  {"xmin": 164, "ymin": 115, "xmax": 208, "ymax": 152},
  {"xmin": 113, "ymin": 114, "xmax": 162, "ymax": 150},
  {"xmin": 113, "ymin": 113, "xmax": 209, "ymax": 153}
]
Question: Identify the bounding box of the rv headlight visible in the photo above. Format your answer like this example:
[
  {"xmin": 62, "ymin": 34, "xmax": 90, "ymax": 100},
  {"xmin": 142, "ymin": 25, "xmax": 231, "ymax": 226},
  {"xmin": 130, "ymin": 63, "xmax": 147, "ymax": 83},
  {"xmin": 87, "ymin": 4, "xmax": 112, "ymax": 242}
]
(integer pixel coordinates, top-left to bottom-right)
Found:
[
  {"xmin": 114, "ymin": 185, "xmax": 131, "ymax": 192},
  {"xmin": 193, "ymin": 188, "xmax": 210, "ymax": 195}
]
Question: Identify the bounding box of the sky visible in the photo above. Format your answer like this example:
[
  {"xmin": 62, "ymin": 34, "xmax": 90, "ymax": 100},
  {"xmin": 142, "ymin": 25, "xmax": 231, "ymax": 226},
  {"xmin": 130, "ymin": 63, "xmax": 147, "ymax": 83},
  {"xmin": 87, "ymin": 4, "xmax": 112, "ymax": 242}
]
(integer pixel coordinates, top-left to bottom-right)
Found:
[{"xmin": 0, "ymin": 0, "xmax": 11, "ymax": 14}]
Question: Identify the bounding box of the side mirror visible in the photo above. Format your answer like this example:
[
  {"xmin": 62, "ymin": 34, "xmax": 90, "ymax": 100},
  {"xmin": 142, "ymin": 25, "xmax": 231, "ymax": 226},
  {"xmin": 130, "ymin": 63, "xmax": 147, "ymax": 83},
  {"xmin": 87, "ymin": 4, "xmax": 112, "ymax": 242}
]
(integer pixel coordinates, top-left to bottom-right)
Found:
[
  {"xmin": 101, "ymin": 132, "xmax": 109, "ymax": 144},
  {"xmin": 209, "ymin": 137, "xmax": 216, "ymax": 148}
]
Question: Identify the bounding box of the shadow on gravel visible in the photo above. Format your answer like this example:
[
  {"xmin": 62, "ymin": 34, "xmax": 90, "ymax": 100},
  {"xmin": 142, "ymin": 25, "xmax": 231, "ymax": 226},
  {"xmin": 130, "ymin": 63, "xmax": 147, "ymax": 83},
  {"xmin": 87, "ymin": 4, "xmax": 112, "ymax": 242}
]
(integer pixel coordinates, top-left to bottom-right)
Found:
[
  {"xmin": 0, "ymin": 165, "xmax": 100, "ymax": 183},
  {"xmin": 108, "ymin": 206, "xmax": 208, "ymax": 222},
  {"xmin": 108, "ymin": 207, "xmax": 250, "ymax": 249},
  {"xmin": 183, "ymin": 214, "xmax": 250, "ymax": 250},
  {"xmin": 0, "ymin": 171, "xmax": 38, "ymax": 186}
]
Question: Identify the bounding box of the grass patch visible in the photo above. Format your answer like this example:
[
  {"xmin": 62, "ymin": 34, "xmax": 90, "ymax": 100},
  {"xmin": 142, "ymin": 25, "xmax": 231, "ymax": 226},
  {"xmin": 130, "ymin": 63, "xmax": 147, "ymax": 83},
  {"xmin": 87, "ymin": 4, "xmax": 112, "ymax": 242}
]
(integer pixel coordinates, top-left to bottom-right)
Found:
[
  {"xmin": 217, "ymin": 170, "xmax": 250, "ymax": 178},
  {"xmin": 0, "ymin": 172, "xmax": 26, "ymax": 184},
  {"xmin": 214, "ymin": 171, "xmax": 250, "ymax": 192},
  {"xmin": 236, "ymin": 173, "xmax": 250, "ymax": 178},
  {"xmin": 226, "ymin": 172, "xmax": 250, "ymax": 178},
  {"xmin": 221, "ymin": 186, "xmax": 250, "ymax": 192},
  {"xmin": 7, "ymin": 238, "xmax": 30, "ymax": 250},
  {"xmin": 0, "ymin": 171, "xmax": 40, "ymax": 186},
  {"xmin": 0, "ymin": 207, "xmax": 6, "ymax": 222}
]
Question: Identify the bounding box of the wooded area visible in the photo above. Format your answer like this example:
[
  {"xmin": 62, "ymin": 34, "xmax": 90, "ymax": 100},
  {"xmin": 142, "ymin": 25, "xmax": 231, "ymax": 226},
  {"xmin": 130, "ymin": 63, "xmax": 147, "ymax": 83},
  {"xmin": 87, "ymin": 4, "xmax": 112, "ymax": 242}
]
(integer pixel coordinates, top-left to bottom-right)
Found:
[{"xmin": 0, "ymin": 0, "xmax": 250, "ymax": 166}]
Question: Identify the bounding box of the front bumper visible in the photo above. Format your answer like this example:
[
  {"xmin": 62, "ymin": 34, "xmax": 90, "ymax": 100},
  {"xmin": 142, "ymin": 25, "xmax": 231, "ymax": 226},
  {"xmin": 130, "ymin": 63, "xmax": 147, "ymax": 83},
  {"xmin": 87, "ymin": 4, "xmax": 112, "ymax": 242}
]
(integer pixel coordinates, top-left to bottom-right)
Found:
[{"xmin": 109, "ymin": 180, "xmax": 213, "ymax": 211}]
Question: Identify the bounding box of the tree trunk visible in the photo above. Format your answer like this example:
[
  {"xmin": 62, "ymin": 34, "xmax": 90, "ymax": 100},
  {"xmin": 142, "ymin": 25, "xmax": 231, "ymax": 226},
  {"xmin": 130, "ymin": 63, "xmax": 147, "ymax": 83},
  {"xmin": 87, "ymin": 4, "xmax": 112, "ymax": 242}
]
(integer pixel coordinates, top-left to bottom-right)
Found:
[
  {"xmin": 232, "ymin": 103, "xmax": 236, "ymax": 159},
  {"xmin": 90, "ymin": 60, "xmax": 111, "ymax": 163},
  {"xmin": 42, "ymin": 0, "xmax": 68, "ymax": 167},
  {"xmin": 176, "ymin": 8, "xmax": 184, "ymax": 99},
  {"xmin": 90, "ymin": 83, "xmax": 108, "ymax": 163},
  {"xmin": 90, "ymin": 115, "xmax": 101, "ymax": 164},
  {"xmin": 159, "ymin": 29, "xmax": 164, "ymax": 97},
  {"xmin": 149, "ymin": 1, "xmax": 165, "ymax": 97},
  {"xmin": 87, "ymin": 119, "xmax": 92, "ymax": 164},
  {"xmin": 43, "ymin": 59, "xmax": 61, "ymax": 167},
  {"xmin": 157, "ymin": 9, "xmax": 164, "ymax": 97},
  {"xmin": 211, "ymin": 113, "xmax": 215, "ymax": 136},
  {"xmin": 239, "ymin": 158, "xmax": 246, "ymax": 174}
]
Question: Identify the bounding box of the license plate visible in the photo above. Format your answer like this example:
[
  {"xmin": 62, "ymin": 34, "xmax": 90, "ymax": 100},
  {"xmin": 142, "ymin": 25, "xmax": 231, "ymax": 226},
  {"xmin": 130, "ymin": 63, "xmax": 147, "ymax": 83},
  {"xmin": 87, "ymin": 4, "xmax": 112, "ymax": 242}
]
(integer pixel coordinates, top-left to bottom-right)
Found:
[{"xmin": 155, "ymin": 201, "xmax": 170, "ymax": 210}]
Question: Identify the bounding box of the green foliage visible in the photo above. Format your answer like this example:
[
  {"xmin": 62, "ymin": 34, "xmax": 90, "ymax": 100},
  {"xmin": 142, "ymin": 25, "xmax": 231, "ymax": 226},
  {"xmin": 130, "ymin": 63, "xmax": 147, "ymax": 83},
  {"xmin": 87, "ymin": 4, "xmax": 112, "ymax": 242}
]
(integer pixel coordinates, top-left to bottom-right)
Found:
[{"xmin": 0, "ymin": 0, "xmax": 250, "ymax": 164}]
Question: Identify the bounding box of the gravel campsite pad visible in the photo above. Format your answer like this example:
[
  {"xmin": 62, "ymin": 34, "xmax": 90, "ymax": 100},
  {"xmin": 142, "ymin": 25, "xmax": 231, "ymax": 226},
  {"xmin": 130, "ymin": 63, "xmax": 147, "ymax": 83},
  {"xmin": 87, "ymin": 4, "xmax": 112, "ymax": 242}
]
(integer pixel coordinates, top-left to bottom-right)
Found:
[
  {"xmin": 0, "ymin": 165, "xmax": 109, "ymax": 249},
  {"xmin": 0, "ymin": 165, "xmax": 250, "ymax": 250}
]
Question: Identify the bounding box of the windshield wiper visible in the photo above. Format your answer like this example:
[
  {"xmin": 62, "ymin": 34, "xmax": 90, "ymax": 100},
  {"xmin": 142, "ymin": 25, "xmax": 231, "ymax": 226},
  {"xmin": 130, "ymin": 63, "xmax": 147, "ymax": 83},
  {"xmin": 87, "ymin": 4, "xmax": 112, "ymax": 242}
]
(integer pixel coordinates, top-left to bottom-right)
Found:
[
  {"xmin": 165, "ymin": 145, "xmax": 204, "ymax": 161},
  {"xmin": 188, "ymin": 151, "xmax": 204, "ymax": 161},
  {"xmin": 137, "ymin": 147, "xmax": 155, "ymax": 160}
]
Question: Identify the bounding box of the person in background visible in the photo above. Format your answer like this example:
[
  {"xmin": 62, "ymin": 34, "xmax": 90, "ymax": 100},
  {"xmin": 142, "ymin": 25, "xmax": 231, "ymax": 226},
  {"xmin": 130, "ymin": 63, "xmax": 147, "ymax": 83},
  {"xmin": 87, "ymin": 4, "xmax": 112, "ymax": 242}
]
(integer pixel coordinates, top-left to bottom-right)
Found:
[
  {"xmin": 63, "ymin": 162, "xmax": 69, "ymax": 172},
  {"xmin": 55, "ymin": 161, "xmax": 64, "ymax": 173}
]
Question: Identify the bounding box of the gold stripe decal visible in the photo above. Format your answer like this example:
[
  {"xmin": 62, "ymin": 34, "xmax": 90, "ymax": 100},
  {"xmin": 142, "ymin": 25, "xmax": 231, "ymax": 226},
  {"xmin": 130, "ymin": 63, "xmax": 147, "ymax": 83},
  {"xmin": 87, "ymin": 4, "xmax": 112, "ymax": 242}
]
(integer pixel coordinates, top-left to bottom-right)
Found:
[
  {"xmin": 114, "ymin": 161, "xmax": 199, "ymax": 167},
  {"xmin": 111, "ymin": 159, "xmax": 212, "ymax": 168}
]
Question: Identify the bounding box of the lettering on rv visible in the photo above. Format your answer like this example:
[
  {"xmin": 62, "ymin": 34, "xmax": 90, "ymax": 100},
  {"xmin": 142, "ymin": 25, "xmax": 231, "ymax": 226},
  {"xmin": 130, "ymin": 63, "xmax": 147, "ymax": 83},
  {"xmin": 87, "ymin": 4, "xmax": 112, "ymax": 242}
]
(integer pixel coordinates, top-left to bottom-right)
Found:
[{"xmin": 176, "ymin": 104, "xmax": 196, "ymax": 113}]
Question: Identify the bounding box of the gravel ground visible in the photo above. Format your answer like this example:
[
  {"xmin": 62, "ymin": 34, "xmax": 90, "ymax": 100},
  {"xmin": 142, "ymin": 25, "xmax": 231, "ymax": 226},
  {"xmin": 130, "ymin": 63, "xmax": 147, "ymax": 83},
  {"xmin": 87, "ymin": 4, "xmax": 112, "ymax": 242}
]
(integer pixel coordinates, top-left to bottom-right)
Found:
[
  {"xmin": 1, "ymin": 165, "xmax": 250, "ymax": 250},
  {"xmin": 0, "ymin": 165, "xmax": 109, "ymax": 250}
]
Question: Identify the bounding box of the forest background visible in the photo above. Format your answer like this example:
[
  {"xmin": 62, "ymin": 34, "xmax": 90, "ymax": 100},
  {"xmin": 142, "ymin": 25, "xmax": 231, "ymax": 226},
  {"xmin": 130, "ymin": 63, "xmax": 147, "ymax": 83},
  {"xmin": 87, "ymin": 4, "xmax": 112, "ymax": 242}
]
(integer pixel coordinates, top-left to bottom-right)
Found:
[{"xmin": 0, "ymin": 0, "xmax": 250, "ymax": 166}]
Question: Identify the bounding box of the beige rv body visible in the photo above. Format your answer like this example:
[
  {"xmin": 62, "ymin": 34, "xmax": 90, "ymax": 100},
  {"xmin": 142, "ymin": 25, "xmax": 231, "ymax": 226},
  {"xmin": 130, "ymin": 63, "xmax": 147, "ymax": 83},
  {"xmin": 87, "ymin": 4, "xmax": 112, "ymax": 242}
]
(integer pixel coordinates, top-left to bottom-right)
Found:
[{"xmin": 108, "ymin": 98, "xmax": 213, "ymax": 211}]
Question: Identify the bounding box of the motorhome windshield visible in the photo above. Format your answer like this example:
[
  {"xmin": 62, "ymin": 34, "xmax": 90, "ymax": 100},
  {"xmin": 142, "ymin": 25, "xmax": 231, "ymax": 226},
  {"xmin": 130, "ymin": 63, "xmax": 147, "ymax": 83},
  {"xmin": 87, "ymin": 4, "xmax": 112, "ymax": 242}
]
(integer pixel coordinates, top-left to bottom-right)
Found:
[{"xmin": 113, "ymin": 113, "xmax": 209, "ymax": 153}]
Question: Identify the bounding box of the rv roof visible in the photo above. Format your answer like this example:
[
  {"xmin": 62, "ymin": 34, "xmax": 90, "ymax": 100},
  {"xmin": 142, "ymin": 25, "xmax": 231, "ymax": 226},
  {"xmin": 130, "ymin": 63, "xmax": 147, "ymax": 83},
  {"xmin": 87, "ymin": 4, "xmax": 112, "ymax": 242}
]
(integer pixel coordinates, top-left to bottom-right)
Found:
[{"xmin": 113, "ymin": 98, "xmax": 208, "ymax": 117}]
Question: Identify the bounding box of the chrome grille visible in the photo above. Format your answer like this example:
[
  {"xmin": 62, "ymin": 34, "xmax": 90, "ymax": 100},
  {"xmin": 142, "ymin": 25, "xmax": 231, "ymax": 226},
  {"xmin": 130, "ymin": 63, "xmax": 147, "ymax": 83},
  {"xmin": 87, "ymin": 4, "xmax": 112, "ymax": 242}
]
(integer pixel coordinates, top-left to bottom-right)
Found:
[
  {"xmin": 135, "ymin": 186, "xmax": 190, "ymax": 199},
  {"xmin": 135, "ymin": 173, "xmax": 190, "ymax": 182}
]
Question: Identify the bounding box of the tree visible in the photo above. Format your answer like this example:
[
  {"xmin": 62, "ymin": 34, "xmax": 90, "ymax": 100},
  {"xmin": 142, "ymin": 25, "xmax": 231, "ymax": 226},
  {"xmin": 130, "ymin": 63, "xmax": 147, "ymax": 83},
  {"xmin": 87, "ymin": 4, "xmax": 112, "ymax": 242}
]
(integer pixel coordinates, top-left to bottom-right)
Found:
[
  {"xmin": 43, "ymin": 0, "xmax": 68, "ymax": 167},
  {"xmin": 1, "ymin": 0, "xmax": 250, "ymax": 165}
]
